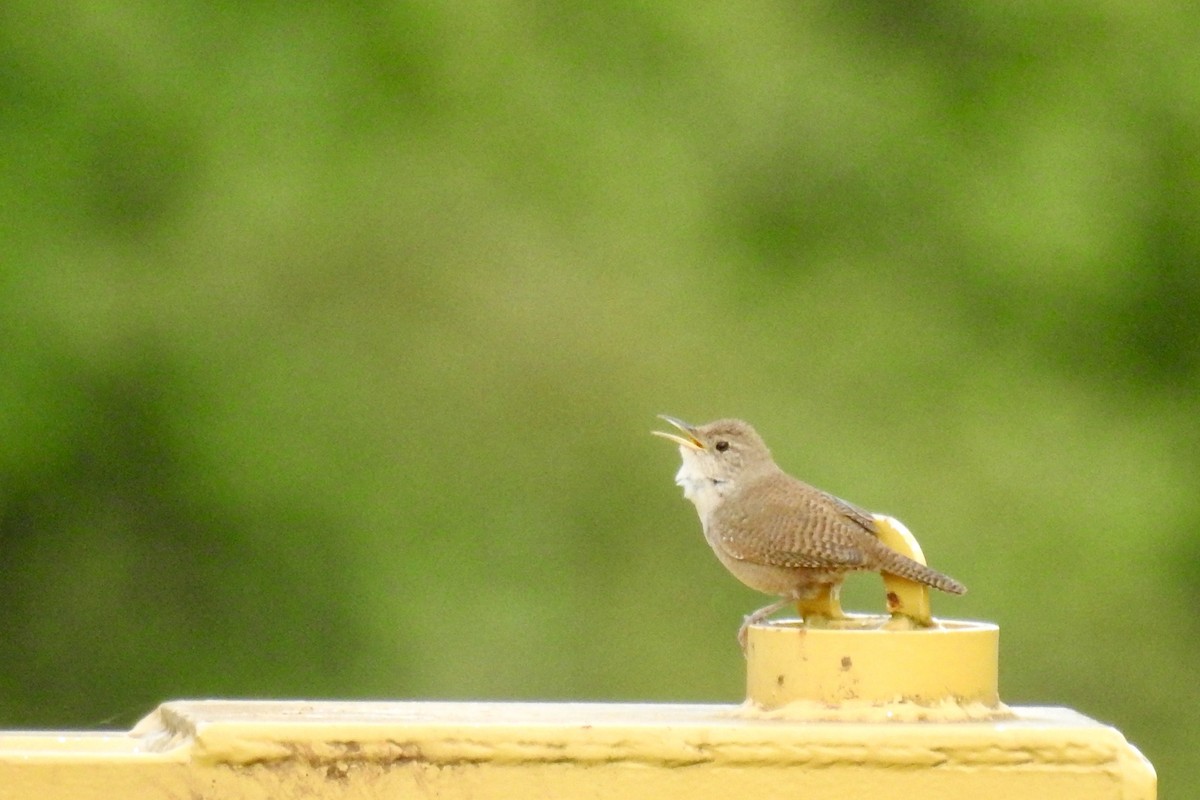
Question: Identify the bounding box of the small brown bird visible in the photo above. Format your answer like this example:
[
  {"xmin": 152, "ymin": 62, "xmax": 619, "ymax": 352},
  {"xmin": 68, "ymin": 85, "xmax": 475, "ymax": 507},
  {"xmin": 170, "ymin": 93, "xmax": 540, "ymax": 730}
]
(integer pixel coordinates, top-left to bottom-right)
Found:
[{"xmin": 653, "ymin": 416, "xmax": 965, "ymax": 645}]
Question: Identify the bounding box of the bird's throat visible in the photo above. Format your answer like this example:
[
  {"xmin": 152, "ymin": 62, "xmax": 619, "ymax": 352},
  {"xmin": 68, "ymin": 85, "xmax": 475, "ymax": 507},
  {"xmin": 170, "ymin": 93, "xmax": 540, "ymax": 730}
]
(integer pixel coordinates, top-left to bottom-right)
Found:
[{"xmin": 674, "ymin": 461, "xmax": 731, "ymax": 520}]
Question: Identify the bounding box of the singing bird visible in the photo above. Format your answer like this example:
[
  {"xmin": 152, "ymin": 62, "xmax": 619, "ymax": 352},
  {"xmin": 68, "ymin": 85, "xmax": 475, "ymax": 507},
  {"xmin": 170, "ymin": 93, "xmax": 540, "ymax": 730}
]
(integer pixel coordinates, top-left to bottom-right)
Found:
[{"xmin": 653, "ymin": 416, "xmax": 965, "ymax": 645}]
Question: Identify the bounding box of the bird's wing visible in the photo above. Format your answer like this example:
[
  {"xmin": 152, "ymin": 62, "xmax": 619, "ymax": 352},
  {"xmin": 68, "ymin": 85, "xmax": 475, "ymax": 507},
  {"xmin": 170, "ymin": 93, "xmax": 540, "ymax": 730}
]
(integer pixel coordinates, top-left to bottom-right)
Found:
[
  {"xmin": 714, "ymin": 474, "xmax": 877, "ymax": 570},
  {"xmin": 825, "ymin": 492, "xmax": 878, "ymax": 533}
]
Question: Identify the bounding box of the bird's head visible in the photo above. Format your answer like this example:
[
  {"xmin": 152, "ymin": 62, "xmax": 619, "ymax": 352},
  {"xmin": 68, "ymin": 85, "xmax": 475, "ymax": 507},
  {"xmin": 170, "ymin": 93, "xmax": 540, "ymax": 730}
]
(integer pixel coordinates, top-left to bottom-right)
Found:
[{"xmin": 652, "ymin": 416, "xmax": 774, "ymax": 492}]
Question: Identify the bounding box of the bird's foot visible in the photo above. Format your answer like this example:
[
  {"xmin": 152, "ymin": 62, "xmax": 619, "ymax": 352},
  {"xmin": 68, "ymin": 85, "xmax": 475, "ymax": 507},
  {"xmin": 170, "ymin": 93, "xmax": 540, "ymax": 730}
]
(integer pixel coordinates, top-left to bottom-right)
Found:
[{"xmin": 737, "ymin": 598, "xmax": 793, "ymax": 651}]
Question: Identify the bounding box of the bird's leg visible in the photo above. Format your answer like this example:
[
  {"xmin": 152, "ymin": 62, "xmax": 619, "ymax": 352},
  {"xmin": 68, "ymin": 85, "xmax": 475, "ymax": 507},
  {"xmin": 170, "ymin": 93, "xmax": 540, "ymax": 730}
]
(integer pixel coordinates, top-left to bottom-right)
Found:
[
  {"xmin": 795, "ymin": 582, "xmax": 845, "ymax": 622},
  {"xmin": 738, "ymin": 597, "xmax": 793, "ymax": 649}
]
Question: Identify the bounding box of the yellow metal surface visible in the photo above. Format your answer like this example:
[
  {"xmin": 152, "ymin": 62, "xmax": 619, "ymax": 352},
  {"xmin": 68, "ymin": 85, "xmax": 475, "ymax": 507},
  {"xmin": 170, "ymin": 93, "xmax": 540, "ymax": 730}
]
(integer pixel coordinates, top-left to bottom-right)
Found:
[
  {"xmin": 0, "ymin": 700, "xmax": 1155, "ymax": 799},
  {"xmin": 794, "ymin": 582, "xmax": 845, "ymax": 620},
  {"xmin": 874, "ymin": 513, "xmax": 935, "ymax": 624}
]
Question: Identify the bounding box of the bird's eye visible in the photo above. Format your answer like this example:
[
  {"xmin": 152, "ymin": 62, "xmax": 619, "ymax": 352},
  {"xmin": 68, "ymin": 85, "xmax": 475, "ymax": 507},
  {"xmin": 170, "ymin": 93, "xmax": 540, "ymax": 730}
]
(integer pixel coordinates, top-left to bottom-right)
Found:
[{"xmin": 715, "ymin": 440, "xmax": 730, "ymax": 452}]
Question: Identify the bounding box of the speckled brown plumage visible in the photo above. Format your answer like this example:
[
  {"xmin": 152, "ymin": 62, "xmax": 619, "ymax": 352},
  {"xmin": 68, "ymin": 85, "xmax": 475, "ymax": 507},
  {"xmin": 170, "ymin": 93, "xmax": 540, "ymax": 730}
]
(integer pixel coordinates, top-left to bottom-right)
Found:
[
  {"xmin": 710, "ymin": 469, "xmax": 965, "ymax": 593},
  {"xmin": 653, "ymin": 416, "xmax": 965, "ymax": 643}
]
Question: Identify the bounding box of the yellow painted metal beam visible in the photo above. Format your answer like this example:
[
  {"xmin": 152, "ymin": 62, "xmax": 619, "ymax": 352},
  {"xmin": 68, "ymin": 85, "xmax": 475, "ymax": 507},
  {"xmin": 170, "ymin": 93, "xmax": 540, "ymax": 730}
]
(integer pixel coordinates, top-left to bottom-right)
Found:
[{"xmin": 0, "ymin": 699, "xmax": 1155, "ymax": 799}]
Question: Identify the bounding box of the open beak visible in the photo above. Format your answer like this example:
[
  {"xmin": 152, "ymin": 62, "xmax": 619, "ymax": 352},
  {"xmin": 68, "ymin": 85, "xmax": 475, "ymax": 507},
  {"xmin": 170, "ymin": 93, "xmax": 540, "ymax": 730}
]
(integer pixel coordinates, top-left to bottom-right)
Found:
[{"xmin": 651, "ymin": 414, "xmax": 704, "ymax": 450}]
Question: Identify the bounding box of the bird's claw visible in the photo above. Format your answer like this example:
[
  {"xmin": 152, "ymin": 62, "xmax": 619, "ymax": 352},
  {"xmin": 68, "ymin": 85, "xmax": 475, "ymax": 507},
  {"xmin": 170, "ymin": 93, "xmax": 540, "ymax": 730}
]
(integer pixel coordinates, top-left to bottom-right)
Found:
[
  {"xmin": 737, "ymin": 598, "xmax": 794, "ymax": 652},
  {"xmin": 737, "ymin": 616, "xmax": 754, "ymax": 651}
]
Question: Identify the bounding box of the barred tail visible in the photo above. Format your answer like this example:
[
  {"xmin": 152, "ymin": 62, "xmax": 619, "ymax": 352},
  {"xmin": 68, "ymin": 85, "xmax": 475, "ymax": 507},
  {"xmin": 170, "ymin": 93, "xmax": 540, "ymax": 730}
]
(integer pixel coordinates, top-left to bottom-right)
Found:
[{"xmin": 880, "ymin": 552, "xmax": 966, "ymax": 595}]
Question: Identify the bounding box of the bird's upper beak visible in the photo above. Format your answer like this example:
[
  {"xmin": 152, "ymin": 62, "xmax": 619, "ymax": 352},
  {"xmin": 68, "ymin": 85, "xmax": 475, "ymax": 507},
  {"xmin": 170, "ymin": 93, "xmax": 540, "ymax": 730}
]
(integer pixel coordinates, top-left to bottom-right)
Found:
[{"xmin": 651, "ymin": 415, "xmax": 704, "ymax": 450}]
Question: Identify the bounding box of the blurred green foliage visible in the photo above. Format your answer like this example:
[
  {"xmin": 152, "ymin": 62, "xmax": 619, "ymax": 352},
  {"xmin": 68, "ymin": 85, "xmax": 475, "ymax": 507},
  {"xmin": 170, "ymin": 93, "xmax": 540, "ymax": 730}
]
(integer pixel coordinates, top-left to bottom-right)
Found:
[{"xmin": 1, "ymin": 1, "xmax": 1197, "ymax": 793}]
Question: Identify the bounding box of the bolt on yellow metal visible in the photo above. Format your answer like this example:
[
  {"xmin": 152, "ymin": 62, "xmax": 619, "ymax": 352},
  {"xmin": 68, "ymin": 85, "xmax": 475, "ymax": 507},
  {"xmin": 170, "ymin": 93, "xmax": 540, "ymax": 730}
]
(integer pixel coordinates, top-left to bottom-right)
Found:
[{"xmin": 0, "ymin": 520, "xmax": 1156, "ymax": 799}]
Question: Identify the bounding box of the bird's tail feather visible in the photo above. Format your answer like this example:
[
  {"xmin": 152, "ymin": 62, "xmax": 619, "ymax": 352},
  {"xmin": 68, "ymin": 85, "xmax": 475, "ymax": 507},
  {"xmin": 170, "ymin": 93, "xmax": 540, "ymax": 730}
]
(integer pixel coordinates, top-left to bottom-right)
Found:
[{"xmin": 881, "ymin": 553, "xmax": 966, "ymax": 594}]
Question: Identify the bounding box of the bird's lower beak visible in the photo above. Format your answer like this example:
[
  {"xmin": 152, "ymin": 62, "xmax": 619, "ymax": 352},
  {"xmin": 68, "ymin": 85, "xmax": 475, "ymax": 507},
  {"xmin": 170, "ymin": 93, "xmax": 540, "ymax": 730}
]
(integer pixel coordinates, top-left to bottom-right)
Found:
[{"xmin": 651, "ymin": 415, "xmax": 704, "ymax": 450}]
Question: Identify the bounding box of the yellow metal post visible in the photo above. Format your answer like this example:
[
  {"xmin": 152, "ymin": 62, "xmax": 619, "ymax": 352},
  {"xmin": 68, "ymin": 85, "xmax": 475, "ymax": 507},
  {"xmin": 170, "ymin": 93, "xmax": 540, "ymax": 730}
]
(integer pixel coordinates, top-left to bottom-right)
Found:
[{"xmin": 750, "ymin": 513, "xmax": 1006, "ymax": 718}]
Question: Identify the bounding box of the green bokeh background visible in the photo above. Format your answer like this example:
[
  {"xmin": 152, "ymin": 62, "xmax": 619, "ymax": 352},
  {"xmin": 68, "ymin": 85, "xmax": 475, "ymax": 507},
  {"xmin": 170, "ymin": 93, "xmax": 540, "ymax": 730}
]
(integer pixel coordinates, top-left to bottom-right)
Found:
[{"xmin": 2, "ymin": 3, "xmax": 1197, "ymax": 794}]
